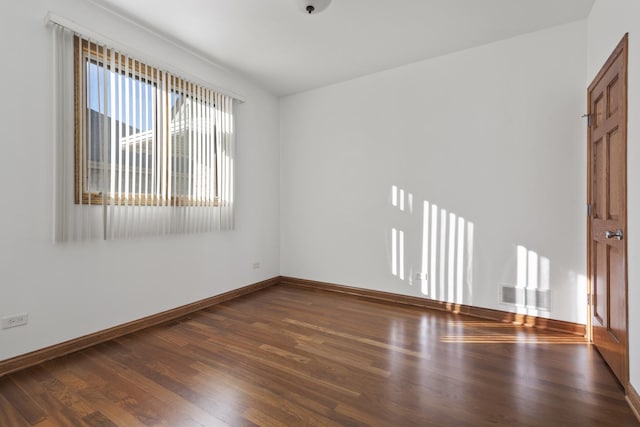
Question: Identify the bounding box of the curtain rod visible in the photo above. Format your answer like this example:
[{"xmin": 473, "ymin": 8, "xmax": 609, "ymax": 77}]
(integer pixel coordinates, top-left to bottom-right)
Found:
[{"xmin": 44, "ymin": 12, "xmax": 246, "ymax": 103}]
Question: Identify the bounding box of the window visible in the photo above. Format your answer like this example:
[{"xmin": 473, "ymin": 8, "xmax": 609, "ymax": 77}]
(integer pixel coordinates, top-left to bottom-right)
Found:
[
  {"xmin": 74, "ymin": 37, "xmax": 230, "ymax": 208},
  {"xmin": 52, "ymin": 25, "xmax": 235, "ymax": 242}
]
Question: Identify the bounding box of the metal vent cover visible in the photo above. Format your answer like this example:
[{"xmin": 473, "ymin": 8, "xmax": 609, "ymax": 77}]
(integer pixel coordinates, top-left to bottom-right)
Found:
[
  {"xmin": 500, "ymin": 285, "xmax": 525, "ymax": 306},
  {"xmin": 526, "ymin": 289, "xmax": 551, "ymax": 311},
  {"xmin": 500, "ymin": 285, "xmax": 550, "ymax": 311}
]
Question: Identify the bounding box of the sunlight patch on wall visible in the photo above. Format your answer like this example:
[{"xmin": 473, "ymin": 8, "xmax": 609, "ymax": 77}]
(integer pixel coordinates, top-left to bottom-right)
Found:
[
  {"xmin": 391, "ymin": 227, "xmax": 405, "ymax": 280},
  {"xmin": 421, "ymin": 201, "xmax": 430, "ymax": 295},
  {"xmin": 390, "ymin": 186, "xmax": 474, "ymax": 305},
  {"xmin": 391, "ymin": 228, "xmax": 398, "ymax": 276},
  {"xmin": 501, "ymin": 245, "xmax": 551, "ymax": 315},
  {"xmin": 423, "ymin": 204, "xmax": 474, "ymax": 304},
  {"xmin": 390, "ymin": 185, "xmax": 410, "ymax": 281},
  {"xmin": 575, "ymin": 273, "xmax": 588, "ymax": 325}
]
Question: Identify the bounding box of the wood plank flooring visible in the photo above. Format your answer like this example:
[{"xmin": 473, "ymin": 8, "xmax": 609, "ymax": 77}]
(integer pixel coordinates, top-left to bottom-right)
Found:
[{"xmin": 0, "ymin": 284, "xmax": 637, "ymax": 426}]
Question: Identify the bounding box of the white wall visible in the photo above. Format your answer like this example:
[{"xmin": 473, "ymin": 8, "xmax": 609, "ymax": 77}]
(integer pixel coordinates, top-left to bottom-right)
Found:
[
  {"xmin": 0, "ymin": 0, "xmax": 280, "ymax": 360},
  {"xmin": 587, "ymin": 0, "xmax": 640, "ymax": 395},
  {"xmin": 281, "ymin": 21, "xmax": 587, "ymax": 324}
]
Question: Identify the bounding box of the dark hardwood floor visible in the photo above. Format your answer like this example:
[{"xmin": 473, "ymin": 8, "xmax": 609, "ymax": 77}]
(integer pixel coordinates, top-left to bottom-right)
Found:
[{"xmin": 0, "ymin": 284, "xmax": 637, "ymax": 426}]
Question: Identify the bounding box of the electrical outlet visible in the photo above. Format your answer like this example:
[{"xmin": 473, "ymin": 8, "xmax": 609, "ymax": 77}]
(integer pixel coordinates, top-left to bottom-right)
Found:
[
  {"xmin": 252, "ymin": 262, "xmax": 261, "ymax": 269},
  {"xmin": 414, "ymin": 272, "xmax": 428, "ymax": 281},
  {"xmin": 2, "ymin": 313, "xmax": 28, "ymax": 329}
]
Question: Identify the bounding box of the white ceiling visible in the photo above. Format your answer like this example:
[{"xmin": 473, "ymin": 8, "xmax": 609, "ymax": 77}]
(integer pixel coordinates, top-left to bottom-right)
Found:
[{"xmin": 94, "ymin": 0, "xmax": 595, "ymax": 96}]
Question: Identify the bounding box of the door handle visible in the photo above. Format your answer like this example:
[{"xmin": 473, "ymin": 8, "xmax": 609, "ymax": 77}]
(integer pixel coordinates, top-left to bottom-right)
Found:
[{"xmin": 605, "ymin": 229, "xmax": 623, "ymax": 240}]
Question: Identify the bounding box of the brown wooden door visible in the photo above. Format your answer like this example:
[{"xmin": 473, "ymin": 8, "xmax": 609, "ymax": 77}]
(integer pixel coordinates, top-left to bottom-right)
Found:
[{"xmin": 587, "ymin": 34, "xmax": 628, "ymax": 387}]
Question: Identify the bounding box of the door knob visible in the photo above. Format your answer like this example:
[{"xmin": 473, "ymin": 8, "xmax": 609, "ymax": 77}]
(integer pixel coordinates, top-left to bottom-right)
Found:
[{"xmin": 605, "ymin": 229, "xmax": 623, "ymax": 240}]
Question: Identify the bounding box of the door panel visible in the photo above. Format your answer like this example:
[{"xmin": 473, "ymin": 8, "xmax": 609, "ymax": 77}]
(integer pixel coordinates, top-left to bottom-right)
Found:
[
  {"xmin": 594, "ymin": 94, "xmax": 605, "ymax": 130},
  {"xmin": 608, "ymin": 128, "xmax": 623, "ymax": 218},
  {"xmin": 593, "ymin": 240, "xmax": 606, "ymax": 327},
  {"xmin": 607, "ymin": 76, "xmax": 621, "ymax": 117},
  {"xmin": 592, "ymin": 137, "xmax": 604, "ymax": 220},
  {"xmin": 587, "ymin": 34, "xmax": 628, "ymax": 387}
]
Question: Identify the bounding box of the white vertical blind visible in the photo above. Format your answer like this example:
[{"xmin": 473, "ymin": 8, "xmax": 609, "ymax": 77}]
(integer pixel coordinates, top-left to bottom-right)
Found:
[{"xmin": 52, "ymin": 24, "xmax": 236, "ymax": 242}]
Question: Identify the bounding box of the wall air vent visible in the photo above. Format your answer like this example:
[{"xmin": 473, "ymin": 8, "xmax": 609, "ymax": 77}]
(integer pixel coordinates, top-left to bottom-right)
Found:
[
  {"xmin": 500, "ymin": 285, "xmax": 550, "ymax": 311},
  {"xmin": 500, "ymin": 285, "xmax": 525, "ymax": 306},
  {"xmin": 526, "ymin": 289, "xmax": 551, "ymax": 311}
]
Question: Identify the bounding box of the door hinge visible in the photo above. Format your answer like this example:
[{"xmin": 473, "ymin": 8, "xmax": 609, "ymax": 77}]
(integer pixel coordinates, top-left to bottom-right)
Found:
[
  {"xmin": 582, "ymin": 113, "xmax": 592, "ymax": 127},
  {"xmin": 587, "ymin": 293, "xmax": 593, "ymax": 306},
  {"xmin": 587, "ymin": 203, "xmax": 592, "ymax": 217}
]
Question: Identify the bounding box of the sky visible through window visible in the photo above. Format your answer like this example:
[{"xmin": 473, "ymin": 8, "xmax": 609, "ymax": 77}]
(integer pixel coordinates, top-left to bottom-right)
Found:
[{"xmin": 87, "ymin": 61, "xmax": 180, "ymax": 132}]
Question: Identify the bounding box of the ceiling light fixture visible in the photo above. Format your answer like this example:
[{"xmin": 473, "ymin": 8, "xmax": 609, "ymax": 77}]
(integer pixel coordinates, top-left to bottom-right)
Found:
[{"xmin": 296, "ymin": 0, "xmax": 332, "ymax": 15}]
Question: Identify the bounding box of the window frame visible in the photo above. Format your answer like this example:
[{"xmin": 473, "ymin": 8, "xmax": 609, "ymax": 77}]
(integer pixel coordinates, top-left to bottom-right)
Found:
[{"xmin": 73, "ymin": 37, "xmax": 221, "ymax": 207}]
